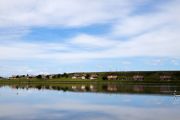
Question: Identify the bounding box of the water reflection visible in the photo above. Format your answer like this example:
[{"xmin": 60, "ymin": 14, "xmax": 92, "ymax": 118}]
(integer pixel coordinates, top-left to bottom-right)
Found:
[
  {"xmin": 1, "ymin": 84, "xmax": 179, "ymax": 95},
  {"xmin": 0, "ymin": 86, "xmax": 180, "ymax": 120}
]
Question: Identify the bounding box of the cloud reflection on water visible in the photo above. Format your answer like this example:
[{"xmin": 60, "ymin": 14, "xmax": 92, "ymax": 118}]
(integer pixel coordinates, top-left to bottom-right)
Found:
[{"xmin": 0, "ymin": 87, "xmax": 180, "ymax": 120}]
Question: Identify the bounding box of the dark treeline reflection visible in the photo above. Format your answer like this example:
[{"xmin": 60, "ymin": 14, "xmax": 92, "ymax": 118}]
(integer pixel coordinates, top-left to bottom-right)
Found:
[{"xmin": 0, "ymin": 84, "xmax": 180, "ymax": 95}]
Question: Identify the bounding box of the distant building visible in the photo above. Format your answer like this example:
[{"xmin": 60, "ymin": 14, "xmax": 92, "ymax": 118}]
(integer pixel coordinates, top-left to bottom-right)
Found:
[
  {"xmin": 133, "ymin": 75, "xmax": 144, "ymax": 81},
  {"xmin": 89, "ymin": 74, "xmax": 98, "ymax": 80},
  {"xmin": 160, "ymin": 75, "xmax": 172, "ymax": 81},
  {"xmin": 72, "ymin": 74, "xmax": 86, "ymax": 80},
  {"xmin": 9, "ymin": 75, "xmax": 17, "ymax": 80},
  {"xmin": 46, "ymin": 75, "xmax": 53, "ymax": 79},
  {"xmin": 72, "ymin": 74, "xmax": 78, "ymax": 79},
  {"xmin": 82, "ymin": 76, "xmax": 86, "ymax": 79},
  {"xmin": 26, "ymin": 75, "xmax": 36, "ymax": 79},
  {"xmin": 38, "ymin": 74, "xmax": 46, "ymax": 79},
  {"xmin": 107, "ymin": 75, "xmax": 118, "ymax": 80}
]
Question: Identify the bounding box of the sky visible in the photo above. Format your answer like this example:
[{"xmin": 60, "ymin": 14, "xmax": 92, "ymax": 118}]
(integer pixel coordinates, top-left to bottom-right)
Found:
[{"xmin": 0, "ymin": 0, "xmax": 180, "ymax": 76}]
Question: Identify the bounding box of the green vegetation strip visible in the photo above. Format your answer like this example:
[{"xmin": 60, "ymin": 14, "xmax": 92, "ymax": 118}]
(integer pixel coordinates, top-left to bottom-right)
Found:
[{"xmin": 1, "ymin": 78, "xmax": 180, "ymax": 86}]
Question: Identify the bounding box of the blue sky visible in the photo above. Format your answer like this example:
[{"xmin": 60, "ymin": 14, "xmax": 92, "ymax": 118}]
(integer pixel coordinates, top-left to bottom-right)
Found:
[{"xmin": 0, "ymin": 0, "xmax": 179, "ymax": 76}]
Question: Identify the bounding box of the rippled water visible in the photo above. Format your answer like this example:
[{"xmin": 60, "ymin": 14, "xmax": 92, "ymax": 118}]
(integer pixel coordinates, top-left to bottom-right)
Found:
[{"xmin": 0, "ymin": 85, "xmax": 180, "ymax": 120}]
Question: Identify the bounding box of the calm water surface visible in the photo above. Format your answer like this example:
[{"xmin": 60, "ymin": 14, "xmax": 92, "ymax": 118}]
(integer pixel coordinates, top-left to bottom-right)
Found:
[{"xmin": 0, "ymin": 85, "xmax": 180, "ymax": 120}]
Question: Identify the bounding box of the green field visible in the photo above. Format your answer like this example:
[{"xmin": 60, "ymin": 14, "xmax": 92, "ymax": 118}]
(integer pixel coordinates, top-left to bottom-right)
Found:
[{"xmin": 0, "ymin": 71, "xmax": 180, "ymax": 86}]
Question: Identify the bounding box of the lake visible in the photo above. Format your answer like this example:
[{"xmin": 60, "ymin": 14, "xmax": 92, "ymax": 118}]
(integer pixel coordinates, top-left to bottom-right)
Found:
[{"xmin": 0, "ymin": 84, "xmax": 180, "ymax": 120}]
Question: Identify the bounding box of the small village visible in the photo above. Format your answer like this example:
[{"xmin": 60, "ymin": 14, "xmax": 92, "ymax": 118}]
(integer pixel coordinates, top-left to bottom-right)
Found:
[{"xmin": 5, "ymin": 71, "xmax": 177, "ymax": 81}]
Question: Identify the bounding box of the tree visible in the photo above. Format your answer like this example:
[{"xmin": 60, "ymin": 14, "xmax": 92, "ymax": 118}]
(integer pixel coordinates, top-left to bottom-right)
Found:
[
  {"xmin": 57, "ymin": 74, "xmax": 62, "ymax": 78},
  {"xmin": 16, "ymin": 75, "xmax": 20, "ymax": 78},
  {"xmin": 102, "ymin": 76, "xmax": 107, "ymax": 80},
  {"xmin": 62, "ymin": 73, "xmax": 68, "ymax": 78},
  {"xmin": 36, "ymin": 75, "xmax": 42, "ymax": 79},
  {"xmin": 46, "ymin": 75, "xmax": 50, "ymax": 79},
  {"xmin": 52, "ymin": 75, "xmax": 57, "ymax": 79},
  {"xmin": 85, "ymin": 74, "xmax": 90, "ymax": 79}
]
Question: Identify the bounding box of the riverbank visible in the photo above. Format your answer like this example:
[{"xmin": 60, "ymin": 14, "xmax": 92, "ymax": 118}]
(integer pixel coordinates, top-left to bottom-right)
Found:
[
  {"xmin": 1, "ymin": 78, "xmax": 180, "ymax": 86},
  {"xmin": 1, "ymin": 79, "xmax": 180, "ymax": 95}
]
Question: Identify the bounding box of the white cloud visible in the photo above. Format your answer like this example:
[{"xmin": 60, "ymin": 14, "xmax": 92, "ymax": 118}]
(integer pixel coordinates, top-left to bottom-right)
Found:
[
  {"xmin": 112, "ymin": 0, "xmax": 180, "ymax": 37},
  {"xmin": 150, "ymin": 59, "xmax": 163, "ymax": 66},
  {"xmin": 121, "ymin": 61, "xmax": 131, "ymax": 65},
  {"xmin": 171, "ymin": 59, "xmax": 180, "ymax": 66},
  {"xmin": 111, "ymin": 27, "xmax": 180, "ymax": 58},
  {"xmin": 69, "ymin": 34, "xmax": 118, "ymax": 48},
  {"xmin": 112, "ymin": 14, "xmax": 165, "ymax": 36},
  {"xmin": 0, "ymin": 24, "xmax": 179, "ymax": 61},
  {"xmin": 0, "ymin": 27, "xmax": 30, "ymax": 41},
  {"xmin": 0, "ymin": 0, "xmax": 137, "ymax": 28}
]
